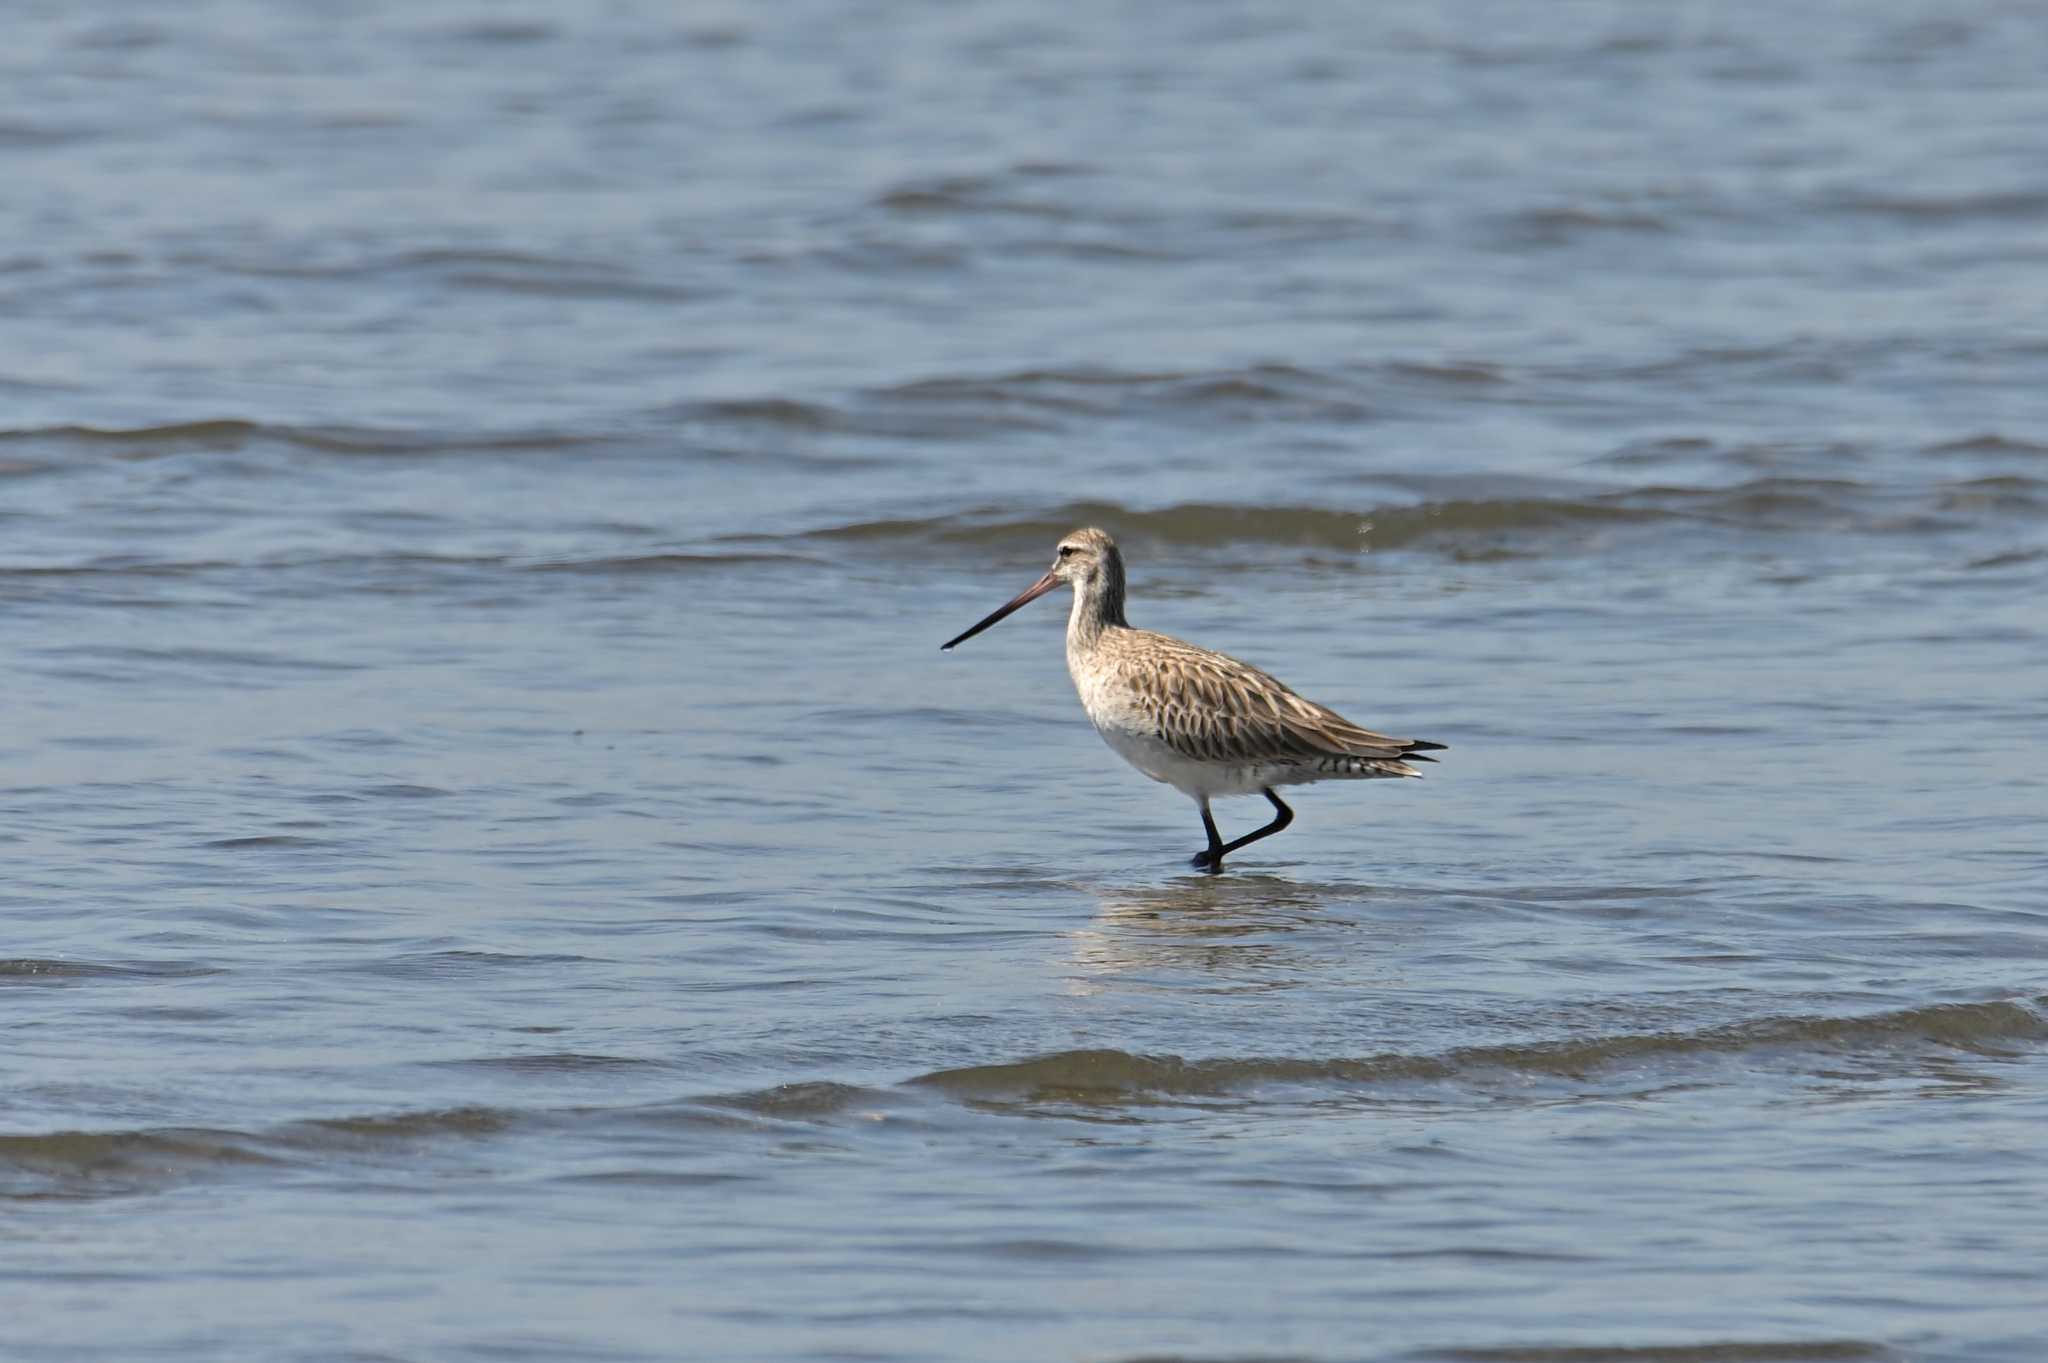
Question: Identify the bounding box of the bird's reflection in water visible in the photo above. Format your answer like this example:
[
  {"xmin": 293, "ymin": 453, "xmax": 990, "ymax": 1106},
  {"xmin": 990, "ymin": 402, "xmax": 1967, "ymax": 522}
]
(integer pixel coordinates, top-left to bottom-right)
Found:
[{"xmin": 1066, "ymin": 873, "xmax": 1375, "ymax": 994}]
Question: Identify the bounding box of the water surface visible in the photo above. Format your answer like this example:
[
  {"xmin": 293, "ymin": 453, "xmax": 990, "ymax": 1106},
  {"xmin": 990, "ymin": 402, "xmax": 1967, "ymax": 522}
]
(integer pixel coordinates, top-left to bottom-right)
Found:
[{"xmin": 4, "ymin": 2, "xmax": 2046, "ymax": 1360}]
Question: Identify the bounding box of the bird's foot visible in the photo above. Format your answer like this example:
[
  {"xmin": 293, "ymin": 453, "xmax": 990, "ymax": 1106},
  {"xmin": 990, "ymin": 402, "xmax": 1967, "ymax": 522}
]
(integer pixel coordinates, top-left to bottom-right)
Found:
[{"xmin": 1190, "ymin": 849, "xmax": 1224, "ymax": 873}]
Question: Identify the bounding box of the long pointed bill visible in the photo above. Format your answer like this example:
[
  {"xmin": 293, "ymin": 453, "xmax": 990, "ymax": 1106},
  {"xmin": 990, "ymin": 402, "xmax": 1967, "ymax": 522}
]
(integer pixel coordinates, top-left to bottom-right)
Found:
[{"xmin": 941, "ymin": 570, "xmax": 1060, "ymax": 651}]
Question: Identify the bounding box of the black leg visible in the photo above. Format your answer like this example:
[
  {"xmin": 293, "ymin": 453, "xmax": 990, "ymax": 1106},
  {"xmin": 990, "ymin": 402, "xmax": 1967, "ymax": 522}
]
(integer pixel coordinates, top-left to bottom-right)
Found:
[
  {"xmin": 1190, "ymin": 789, "xmax": 1294, "ymax": 872},
  {"xmin": 1191, "ymin": 802, "xmax": 1226, "ymax": 871}
]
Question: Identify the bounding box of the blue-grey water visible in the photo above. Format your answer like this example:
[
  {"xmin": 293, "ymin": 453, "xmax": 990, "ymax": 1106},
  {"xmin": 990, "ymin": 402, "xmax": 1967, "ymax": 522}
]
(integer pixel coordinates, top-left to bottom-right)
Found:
[{"xmin": 5, "ymin": 3, "xmax": 2047, "ymax": 1361}]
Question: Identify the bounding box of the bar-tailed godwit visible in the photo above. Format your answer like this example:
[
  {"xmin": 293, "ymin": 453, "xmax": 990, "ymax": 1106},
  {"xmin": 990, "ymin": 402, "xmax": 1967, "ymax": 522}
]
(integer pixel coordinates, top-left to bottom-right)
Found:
[{"xmin": 942, "ymin": 527, "xmax": 1445, "ymax": 871}]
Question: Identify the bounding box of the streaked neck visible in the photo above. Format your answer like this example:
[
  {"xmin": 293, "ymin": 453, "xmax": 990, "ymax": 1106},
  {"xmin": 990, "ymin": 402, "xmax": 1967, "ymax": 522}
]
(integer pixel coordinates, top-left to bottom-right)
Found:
[{"xmin": 1067, "ymin": 556, "xmax": 1129, "ymax": 649}]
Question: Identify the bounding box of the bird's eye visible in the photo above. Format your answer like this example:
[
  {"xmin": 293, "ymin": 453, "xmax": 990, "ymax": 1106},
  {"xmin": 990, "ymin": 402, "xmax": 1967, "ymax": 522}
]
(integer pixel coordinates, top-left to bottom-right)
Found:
[{"xmin": 1058, "ymin": 545, "xmax": 1076, "ymax": 558}]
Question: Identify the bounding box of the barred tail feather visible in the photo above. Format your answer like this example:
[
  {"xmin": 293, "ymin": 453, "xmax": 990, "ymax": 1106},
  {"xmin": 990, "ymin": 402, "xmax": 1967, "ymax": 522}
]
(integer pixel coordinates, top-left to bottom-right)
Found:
[
  {"xmin": 1313, "ymin": 754, "xmax": 1427, "ymax": 779},
  {"xmin": 1317, "ymin": 737, "xmax": 1446, "ymax": 780}
]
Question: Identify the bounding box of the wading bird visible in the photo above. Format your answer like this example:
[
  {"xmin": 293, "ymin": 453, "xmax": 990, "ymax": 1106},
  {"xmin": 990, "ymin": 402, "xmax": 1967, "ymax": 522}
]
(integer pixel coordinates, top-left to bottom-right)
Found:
[{"xmin": 942, "ymin": 528, "xmax": 1444, "ymax": 871}]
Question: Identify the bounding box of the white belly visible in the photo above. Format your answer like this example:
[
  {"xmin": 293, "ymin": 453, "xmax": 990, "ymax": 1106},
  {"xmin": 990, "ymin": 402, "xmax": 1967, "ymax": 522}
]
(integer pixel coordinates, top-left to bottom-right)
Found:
[{"xmin": 1090, "ymin": 718, "xmax": 1278, "ymax": 801}]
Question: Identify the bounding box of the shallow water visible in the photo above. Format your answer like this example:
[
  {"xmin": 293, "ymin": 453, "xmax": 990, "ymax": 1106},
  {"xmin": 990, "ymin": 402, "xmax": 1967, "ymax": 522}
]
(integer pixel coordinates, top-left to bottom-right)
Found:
[{"xmin": 5, "ymin": 2, "xmax": 2047, "ymax": 1360}]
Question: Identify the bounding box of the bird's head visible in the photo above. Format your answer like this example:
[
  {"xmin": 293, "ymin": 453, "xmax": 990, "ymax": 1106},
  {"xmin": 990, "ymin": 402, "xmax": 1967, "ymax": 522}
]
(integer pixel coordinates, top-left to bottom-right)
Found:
[{"xmin": 941, "ymin": 526, "xmax": 1124, "ymax": 651}]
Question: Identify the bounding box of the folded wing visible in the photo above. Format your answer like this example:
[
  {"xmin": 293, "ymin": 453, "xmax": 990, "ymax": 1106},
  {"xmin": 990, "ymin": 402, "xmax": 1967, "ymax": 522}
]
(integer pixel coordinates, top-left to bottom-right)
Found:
[{"xmin": 1117, "ymin": 632, "xmax": 1444, "ymax": 770}]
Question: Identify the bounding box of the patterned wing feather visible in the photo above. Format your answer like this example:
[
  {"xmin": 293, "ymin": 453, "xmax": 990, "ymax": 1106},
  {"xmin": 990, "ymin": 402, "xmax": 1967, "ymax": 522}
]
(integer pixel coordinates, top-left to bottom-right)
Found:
[{"xmin": 1115, "ymin": 631, "xmax": 1435, "ymax": 767}]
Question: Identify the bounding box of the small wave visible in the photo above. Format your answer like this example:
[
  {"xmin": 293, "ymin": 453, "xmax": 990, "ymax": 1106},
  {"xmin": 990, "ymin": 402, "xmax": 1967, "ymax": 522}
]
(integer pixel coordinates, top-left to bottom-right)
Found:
[
  {"xmin": 0, "ymin": 418, "xmax": 269, "ymax": 449},
  {"xmin": 801, "ymin": 503, "xmax": 1364, "ymax": 550},
  {"xmin": 236, "ymin": 424, "xmax": 607, "ymax": 456},
  {"xmin": 0, "ymin": 419, "xmax": 603, "ymax": 457},
  {"xmin": 0, "ymin": 1102, "xmax": 551, "ymax": 1200},
  {"xmin": 354, "ymin": 950, "xmax": 602, "ymax": 980},
  {"xmin": 670, "ymin": 359, "xmax": 1529, "ymax": 445},
  {"xmin": 1426, "ymin": 1341, "xmax": 1891, "ymax": 1363},
  {"xmin": 1383, "ymin": 360, "xmax": 1510, "ymax": 386},
  {"xmin": 1590, "ymin": 435, "xmax": 1721, "ymax": 468},
  {"xmin": 1582, "ymin": 340, "xmax": 1904, "ymax": 388},
  {"xmin": 0, "ymin": 1080, "xmax": 899, "ymax": 1201},
  {"xmin": 525, "ymin": 550, "xmax": 826, "ymax": 574},
  {"xmin": 1500, "ymin": 205, "xmax": 1674, "ymax": 246},
  {"xmin": 0, "ymin": 1090, "xmax": 825, "ymax": 1201},
  {"xmin": 439, "ymin": 269, "xmax": 698, "ymax": 302},
  {"xmin": 730, "ymin": 360, "xmax": 1451, "ymax": 435},
  {"xmin": 1621, "ymin": 477, "xmax": 1870, "ymax": 527},
  {"xmin": 665, "ymin": 396, "xmax": 845, "ymax": 431},
  {"xmin": 279, "ymin": 1105, "xmax": 525, "ymax": 1147},
  {"xmin": 876, "ymin": 366, "xmax": 1175, "ymax": 418},
  {"xmin": 873, "ymin": 362, "xmax": 1377, "ymax": 424},
  {"xmin": 0, "ymin": 958, "xmax": 221, "ymax": 983},
  {"xmin": 72, "ymin": 21, "xmax": 169, "ymax": 51},
  {"xmin": 1828, "ymin": 188, "xmax": 2048, "ymax": 222},
  {"xmin": 0, "ymin": 1127, "xmax": 281, "ymax": 1199},
  {"xmin": 1211, "ymin": 203, "xmax": 1391, "ymax": 243},
  {"xmin": 788, "ymin": 497, "xmax": 1668, "ymax": 556},
  {"xmin": 9, "ymin": 1001, "xmax": 2032, "ymax": 1200},
  {"xmin": 437, "ymin": 19, "xmax": 557, "ymax": 45},
  {"xmin": 1922, "ymin": 433, "xmax": 2048, "ymax": 458},
  {"xmin": 703, "ymin": 1080, "xmax": 890, "ymax": 1119},
  {"xmin": 225, "ymin": 246, "xmax": 697, "ymax": 301},
  {"xmin": 47, "ymin": 643, "xmax": 361, "ymax": 674},
  {"xmin": 657, "ymin": 391, "xmax": 1051, "ymax": 446},
  {"xmin": 0, "ymin": 121, "xmax": 96, "ymax": 148},
  {"xmin": 875, "ymin": 171, "xmax": 1078, "ymax": 222},
  {"xmin": 1938, "ymin": 475, "xmax": 2048, "ymax": 514},
  {"xmin": 428, "ymin": 1053, "xmax": 673, "ymax": 1076},
  {"xmin": 0, "ymin": 557, "xmax": 241, "ymax": 579},
  {"xmin": 871, "ymin": 167, "xmax": 1402, "ymax": 257},
  {"xmin": 787, "ymin": 471, "xmax": 2044, "ymax": 561},
  {"xmin": 1966, "ymin": 548, "xmax": 2046, "ymax": 571},
  {"xmin": 910, "ymin": 998, "xmax": 2048, "ymax": 1103}
]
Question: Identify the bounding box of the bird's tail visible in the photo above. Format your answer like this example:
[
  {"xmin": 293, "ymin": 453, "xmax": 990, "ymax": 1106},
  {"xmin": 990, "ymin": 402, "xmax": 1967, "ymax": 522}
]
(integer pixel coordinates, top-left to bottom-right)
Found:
[{"xmin": 1314, "ymin": 738, "xmax": 1446, "ymax": 780}]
